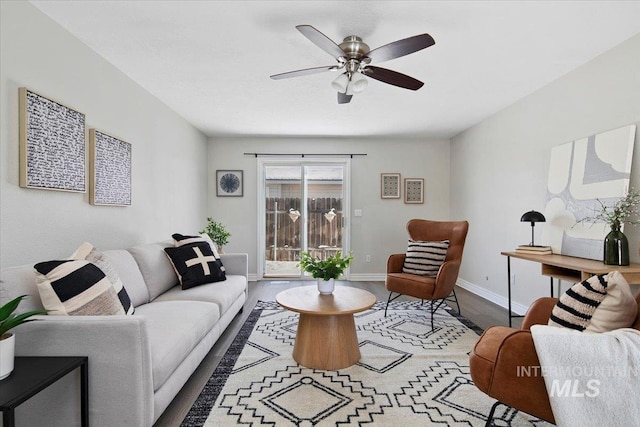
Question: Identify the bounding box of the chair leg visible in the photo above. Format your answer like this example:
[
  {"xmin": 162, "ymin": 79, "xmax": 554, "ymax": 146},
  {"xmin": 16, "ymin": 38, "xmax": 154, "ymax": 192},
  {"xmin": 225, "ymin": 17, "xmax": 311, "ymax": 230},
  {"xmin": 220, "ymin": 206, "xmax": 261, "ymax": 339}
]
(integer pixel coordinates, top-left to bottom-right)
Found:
[
  {"xmin": 385, "ymin": 292, "xmax": 402, "ymax": 317},
  {"xmin": 385, "ymin": 292, "xmax": 393, "ymax": 317},
  {"xmin": 485, "ymin": 401, "xmax": 501, "ymax": 427},
  {"xmin": 452, "ymin": 288, "xmax": 461, "ymax": 315}
]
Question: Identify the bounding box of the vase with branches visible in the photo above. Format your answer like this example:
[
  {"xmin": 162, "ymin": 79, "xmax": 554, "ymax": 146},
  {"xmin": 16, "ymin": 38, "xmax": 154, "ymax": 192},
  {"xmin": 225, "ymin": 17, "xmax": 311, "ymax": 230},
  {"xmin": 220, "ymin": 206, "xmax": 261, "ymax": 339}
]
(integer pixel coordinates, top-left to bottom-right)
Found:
[{"xmin": 577, "ymin": 189, "xmax": 640, "ymax": 265}]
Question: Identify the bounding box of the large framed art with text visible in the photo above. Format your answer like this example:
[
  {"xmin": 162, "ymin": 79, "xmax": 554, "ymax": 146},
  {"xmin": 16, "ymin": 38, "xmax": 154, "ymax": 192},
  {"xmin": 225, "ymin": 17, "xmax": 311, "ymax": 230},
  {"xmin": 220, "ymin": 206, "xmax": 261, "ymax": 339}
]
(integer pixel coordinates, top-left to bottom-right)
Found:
[{"xmin": 19, "ymin": 87, "xmax": 86, "ymax": 192}]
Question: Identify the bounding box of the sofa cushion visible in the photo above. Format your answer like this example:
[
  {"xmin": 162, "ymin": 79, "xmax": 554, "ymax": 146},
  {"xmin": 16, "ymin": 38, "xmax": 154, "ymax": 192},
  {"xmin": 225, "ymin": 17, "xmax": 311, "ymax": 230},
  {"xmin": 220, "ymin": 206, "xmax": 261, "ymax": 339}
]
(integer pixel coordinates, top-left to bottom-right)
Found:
[
  {"xmin": 153, "ymin": 274, "xmax": 246, "ymax": 315},
  {"xmin": 402, "ymin": 239, "xmax": 449, "ymax": 277},
  {"xmin": 102, "ymin": 249, "xmax": 150, "ymax": 307},
  {"xmin": 164, "ymin": 242, "xmax": 226, "ymax": 289},
  {"xmin": 133, "ymin": 300, "xmax": 220, "ymax": 391},
  {"xmin": 128, "ymin": 241, "xmax": 178, "ymax": 301},
  {"xmin": 549, "ymin": 271, "xmax": 638, "ymax": 332},
  {"xmin": 34, "ymin": 259, "xmax": 125, "ymax": 315},
  {"xmin": 70, "ymin": 243, "xmax": 134, "ymax": 314}
]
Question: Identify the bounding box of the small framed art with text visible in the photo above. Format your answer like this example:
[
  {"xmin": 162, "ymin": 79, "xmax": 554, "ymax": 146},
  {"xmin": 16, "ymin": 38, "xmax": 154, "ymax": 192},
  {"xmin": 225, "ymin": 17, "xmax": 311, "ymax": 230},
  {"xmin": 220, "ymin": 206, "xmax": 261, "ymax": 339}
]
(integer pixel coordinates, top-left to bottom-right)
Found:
[
  {"xmin": 216, "ymin": 170, "xmax": 243, "ymax": 197},
  {"xmin": 90, "ymin": 129, "xmax": 131, "ymax": 206},
  {"xmin": 404, "ymin": 178, "xmax": 424, "ymax": 204},
  {"xmin": 381, "ymin": 173, "xmax": 401, "ymax": 199}
]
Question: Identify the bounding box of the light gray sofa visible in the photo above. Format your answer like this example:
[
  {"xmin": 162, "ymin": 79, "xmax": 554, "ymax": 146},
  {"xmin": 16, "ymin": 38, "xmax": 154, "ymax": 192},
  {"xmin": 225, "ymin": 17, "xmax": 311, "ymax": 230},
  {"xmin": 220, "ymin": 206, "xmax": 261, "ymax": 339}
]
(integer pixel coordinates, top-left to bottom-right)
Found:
[{"xmin": 0, "ymin": 241, "xmax": 248, "ymax": 427}]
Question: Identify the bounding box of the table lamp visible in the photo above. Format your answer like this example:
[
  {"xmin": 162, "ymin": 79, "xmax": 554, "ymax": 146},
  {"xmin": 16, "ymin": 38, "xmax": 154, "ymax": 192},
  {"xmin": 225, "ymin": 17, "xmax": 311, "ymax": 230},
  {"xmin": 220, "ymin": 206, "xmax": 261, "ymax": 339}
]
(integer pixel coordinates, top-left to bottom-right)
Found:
[{"xmin": 520, "ymin": 210, "xmax": 546, "ymax": 246}]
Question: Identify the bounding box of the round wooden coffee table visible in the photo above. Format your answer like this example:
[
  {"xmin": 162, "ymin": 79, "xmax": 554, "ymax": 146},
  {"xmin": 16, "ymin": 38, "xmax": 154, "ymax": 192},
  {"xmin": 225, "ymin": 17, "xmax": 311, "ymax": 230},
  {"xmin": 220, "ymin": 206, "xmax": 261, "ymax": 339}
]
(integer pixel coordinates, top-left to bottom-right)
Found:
[{"xmin": 276, "ymin": 285, "xmax": 377, "ymax": 370}]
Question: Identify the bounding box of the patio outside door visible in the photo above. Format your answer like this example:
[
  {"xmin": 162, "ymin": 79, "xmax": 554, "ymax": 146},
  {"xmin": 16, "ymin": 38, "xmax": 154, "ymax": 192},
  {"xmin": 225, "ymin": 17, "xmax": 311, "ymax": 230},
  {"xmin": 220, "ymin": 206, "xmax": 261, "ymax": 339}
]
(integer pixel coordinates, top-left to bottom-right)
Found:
[{"xmin": 259, "ymin": 159, "xmax": 350, "ymax": 278}]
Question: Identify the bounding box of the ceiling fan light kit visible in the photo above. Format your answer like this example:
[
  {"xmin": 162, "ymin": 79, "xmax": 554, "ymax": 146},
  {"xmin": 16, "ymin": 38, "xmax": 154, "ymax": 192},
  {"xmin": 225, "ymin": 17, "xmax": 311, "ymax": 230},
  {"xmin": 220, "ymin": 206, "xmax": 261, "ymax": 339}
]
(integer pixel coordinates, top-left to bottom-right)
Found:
[{"xmin": 270, "ymin": 25, "xmax": 435, "ymax": 104}]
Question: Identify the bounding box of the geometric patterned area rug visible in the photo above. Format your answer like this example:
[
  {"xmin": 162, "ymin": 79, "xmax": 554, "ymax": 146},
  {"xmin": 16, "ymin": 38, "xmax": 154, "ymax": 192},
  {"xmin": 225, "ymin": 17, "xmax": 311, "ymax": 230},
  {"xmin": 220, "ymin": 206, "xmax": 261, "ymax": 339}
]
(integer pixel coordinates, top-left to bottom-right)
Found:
[{"xmin": 182, "ymin": 300, "xmax": 552, "ymax": 426}]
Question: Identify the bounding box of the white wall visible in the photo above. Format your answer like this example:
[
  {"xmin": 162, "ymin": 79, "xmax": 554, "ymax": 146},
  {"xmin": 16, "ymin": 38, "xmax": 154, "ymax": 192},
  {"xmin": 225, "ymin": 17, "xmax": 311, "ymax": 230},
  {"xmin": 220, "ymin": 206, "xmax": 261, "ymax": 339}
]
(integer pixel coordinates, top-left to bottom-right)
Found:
[
  {"xmin": 208, "ymin": 137, "xmax": 451, "ymax": 279},
  {"xmin": 451, "ymin": 33, "xmax": 640, "ymax": 312},
  {"xmin": 0, "ymin": 1, "xmax": 208, "ymax": 268}
]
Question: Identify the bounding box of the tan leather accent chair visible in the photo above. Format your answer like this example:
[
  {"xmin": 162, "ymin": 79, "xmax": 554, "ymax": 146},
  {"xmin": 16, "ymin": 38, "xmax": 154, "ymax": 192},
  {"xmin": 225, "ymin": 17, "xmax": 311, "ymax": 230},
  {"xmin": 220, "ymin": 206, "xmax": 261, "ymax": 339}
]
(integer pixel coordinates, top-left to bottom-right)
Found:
[
  {"xmin": 385, "ymin": 219, "xmax": 469, "ymax": 329},
  {"xmin": 470, "ymin": 291, "xmax": 640, "ymax": 425}
]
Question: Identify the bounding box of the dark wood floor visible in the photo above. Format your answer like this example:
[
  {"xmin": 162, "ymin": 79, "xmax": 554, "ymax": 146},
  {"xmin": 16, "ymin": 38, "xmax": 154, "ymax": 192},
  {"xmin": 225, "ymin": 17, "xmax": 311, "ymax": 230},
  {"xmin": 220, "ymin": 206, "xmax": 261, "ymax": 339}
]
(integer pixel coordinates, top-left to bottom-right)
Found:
[{"xmin": 153, "ymin": 281, "xmax": 515, "ymax": 427}]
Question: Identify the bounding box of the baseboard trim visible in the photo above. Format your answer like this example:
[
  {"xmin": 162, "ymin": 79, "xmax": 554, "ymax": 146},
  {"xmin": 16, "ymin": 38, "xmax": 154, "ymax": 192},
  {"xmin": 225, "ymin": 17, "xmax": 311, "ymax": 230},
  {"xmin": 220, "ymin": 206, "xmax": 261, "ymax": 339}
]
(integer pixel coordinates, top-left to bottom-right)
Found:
[
  {"xmin": 456, "ymin": 278, "xmax": 528, "ymax": 315},
  {"xmin": 349, "ymin": 274, "xmax": 386, "ymax": 282}
]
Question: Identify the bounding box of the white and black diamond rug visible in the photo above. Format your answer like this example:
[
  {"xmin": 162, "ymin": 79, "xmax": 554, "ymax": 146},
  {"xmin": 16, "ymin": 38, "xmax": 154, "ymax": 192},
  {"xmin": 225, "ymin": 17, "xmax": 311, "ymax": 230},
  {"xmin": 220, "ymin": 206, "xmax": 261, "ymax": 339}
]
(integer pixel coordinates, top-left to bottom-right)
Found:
[{"xmin": 182, "ymin": 300, "xmax": 552, "ymax": 426}]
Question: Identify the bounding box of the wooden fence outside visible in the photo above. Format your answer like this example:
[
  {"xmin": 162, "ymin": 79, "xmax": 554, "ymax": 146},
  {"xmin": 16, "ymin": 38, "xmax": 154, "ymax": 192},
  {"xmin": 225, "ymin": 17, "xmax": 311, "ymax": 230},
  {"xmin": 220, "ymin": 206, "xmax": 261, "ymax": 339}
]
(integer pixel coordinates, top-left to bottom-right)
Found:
[{"xmin": 265, "ymin": 197, "xmax": 343, "ymax": 261}]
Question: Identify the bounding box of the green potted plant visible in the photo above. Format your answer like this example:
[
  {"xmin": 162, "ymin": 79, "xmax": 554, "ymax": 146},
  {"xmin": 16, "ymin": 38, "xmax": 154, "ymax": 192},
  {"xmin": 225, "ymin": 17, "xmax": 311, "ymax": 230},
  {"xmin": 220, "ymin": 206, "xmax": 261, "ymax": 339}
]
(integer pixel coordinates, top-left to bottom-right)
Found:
[
  {"xmin": 577, "ymin": 189, "xmax": 640, "ymax": 265},
  {"xmin": 298, "ymin": 251, "xmax": 353, "ymax": 294},
  {"xmin": 200, "ymin": 217, "xmax": 231, "ymax": 252},
  {"xmin": 0, "ymin": 295, "xmax": 48, "ymax": 380}
]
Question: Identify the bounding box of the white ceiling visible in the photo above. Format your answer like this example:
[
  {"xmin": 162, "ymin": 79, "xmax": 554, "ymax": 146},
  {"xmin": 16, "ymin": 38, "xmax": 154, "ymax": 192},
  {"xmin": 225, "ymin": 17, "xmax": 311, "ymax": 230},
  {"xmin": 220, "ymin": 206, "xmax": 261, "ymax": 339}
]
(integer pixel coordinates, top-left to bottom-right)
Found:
[{"xmin": 30, "ymin": 1, "xmax": 640, "ymax": 139}]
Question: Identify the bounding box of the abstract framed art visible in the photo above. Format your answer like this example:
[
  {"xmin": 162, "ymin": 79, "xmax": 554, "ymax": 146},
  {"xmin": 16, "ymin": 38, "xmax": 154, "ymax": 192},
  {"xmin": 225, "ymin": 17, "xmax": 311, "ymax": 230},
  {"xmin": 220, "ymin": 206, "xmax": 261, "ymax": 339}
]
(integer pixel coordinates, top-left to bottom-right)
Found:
[
  {"xmin": 381, "ymin": 173, "xmax": 401, "ymax": 199},
  {"xmin": 404, "ymin": 178, "xmax": 424, "ymax": 204},
  {"xmin": 216, "ymin": 170, "xmax": 243, "ymax": 197},
  {"xmin": 541, "ymin": 124, "xmax": 636, "ymax": 260},
  {"xmin": 89, "ymin": 129, "xmax": 132, "ymax": 206},
  {"xmin": 19, "ymin": 87, "xmax": 86, "ymax": 192}
]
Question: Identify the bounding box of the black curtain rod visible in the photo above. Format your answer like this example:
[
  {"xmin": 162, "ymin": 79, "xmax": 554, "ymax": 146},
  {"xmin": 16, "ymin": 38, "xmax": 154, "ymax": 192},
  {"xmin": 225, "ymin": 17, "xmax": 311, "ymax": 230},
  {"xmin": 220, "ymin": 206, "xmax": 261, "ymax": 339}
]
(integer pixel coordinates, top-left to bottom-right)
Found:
[{"xmin": 244, "ymin": 153, "xmax": 366, "ymax": 158}]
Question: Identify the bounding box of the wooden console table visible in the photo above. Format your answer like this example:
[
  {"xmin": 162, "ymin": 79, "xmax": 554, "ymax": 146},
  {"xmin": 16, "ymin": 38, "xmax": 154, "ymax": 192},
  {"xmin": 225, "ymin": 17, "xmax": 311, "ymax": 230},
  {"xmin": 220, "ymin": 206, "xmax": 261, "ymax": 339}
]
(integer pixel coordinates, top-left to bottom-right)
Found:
[{"xmin": 501, "ymin": 251, "xmax": 640, "ymax": 327}]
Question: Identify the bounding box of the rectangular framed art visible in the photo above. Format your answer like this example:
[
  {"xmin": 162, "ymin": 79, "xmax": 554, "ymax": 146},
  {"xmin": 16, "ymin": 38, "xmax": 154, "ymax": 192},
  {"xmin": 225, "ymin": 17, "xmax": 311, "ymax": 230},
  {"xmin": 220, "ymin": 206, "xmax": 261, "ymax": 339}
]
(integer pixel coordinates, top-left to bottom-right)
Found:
[
  {"xmin": 381, "ymin": 173, "xmax": 401, "ymax": 199},
  {"xmin": 19, "ymin": 87, "xmax": 86, "ymax": 192},
  {"xmin": 216, "ymin": 170, "xmax": 243, "ymax": 197},
  {"xmin": 404, "ymin": 178, "xmax": 424, "ymax": 204},
  {"xmin": 89, "ymin": 129, "xmax": 132, "ymax": 206}
]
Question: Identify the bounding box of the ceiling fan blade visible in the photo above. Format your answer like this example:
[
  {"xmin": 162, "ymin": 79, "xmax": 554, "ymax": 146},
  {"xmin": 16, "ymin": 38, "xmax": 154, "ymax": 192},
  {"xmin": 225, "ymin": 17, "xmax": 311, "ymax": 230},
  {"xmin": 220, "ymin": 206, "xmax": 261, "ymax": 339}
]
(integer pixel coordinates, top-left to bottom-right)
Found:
[
  {"xmin": 296, "ymin": 25, "xmax": 345, "ymax": 59},
  {"xmin": 337, "ymin": 92, "xmax": 352, "ymax": 104},
  {"xmin": 363, "ymin": 66, "xmax": 424, "ymax": 90},
  {"xmin": 270, "ymin": 65, "xmax": 338, "ymax": 80},
  {"xmin": 366, "ymin": 33, "xmax": 435, "ymax": 63}
]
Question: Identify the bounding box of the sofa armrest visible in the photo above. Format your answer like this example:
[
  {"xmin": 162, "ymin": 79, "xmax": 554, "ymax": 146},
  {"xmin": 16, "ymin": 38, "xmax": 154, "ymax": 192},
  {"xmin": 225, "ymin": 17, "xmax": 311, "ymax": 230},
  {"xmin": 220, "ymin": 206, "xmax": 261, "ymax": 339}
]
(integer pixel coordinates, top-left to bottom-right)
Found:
[
  {"xmin": 14, "ymin": 315, "xmax": 154, "ymax": 427},
  {"xmin": 521, "ymin": 297, "xmax": 558, "ymax": 330},
  {"xmin": 387, "ymin": 253, "xmax": 405, "ymax": 274},
  {"xmin": 220, "ymin": 253, "xmax": 248, "ymax": 279}
]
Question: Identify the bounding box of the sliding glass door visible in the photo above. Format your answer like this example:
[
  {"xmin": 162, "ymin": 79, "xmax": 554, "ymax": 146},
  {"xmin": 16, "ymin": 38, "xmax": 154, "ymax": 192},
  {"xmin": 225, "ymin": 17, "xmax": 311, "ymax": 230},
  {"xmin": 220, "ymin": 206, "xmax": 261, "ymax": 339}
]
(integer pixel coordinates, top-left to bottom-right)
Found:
[{"xmin": 259, "ymin": 159, "xmax": 350, "ymax": 279}]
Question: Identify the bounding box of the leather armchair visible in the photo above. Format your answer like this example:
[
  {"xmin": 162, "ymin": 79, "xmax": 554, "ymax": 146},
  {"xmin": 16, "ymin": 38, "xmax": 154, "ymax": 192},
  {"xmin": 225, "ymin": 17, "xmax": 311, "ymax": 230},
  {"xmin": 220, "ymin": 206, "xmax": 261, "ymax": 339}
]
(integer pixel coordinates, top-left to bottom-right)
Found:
[
  {"xmin": 385, "ymin": 219, "xmax": 469, "ymax": 329},
  {"xmin": 470, "ymin": 292, "xmax": 640, "ymax": 425}
]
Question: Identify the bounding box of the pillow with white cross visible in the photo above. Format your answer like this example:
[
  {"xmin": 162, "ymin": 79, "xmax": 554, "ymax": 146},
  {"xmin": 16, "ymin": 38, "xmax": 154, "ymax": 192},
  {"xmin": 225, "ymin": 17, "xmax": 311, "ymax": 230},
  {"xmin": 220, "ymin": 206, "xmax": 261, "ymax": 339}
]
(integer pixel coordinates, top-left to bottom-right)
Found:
[{"xmin": 164, "ymin": 241, "xmax": 226, "ymax": 289}]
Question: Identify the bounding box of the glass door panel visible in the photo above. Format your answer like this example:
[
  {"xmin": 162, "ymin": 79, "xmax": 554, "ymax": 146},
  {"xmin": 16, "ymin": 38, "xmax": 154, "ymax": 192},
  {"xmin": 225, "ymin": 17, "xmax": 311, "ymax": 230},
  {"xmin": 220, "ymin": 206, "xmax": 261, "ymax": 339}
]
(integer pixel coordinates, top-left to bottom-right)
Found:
[
  {"xmin": 262, "ymin": 161, "xmax": 348, "ymax": 279},
  {"xmin": 264, "ymin": 165, "xmax": 302, "ymax": 277}
]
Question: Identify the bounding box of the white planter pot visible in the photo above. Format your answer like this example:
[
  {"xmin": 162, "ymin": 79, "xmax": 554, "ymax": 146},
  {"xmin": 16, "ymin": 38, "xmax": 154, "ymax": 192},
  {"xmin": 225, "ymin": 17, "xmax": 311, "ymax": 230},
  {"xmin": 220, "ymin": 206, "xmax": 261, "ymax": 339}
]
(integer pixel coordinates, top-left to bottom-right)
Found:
[
  {"xmin": 317, "ymin": 278, "xmax": 335, "ymax": 295},
  {"xmin": 0, "ymin": 333, "xmax": 15, "ymax": 380}
]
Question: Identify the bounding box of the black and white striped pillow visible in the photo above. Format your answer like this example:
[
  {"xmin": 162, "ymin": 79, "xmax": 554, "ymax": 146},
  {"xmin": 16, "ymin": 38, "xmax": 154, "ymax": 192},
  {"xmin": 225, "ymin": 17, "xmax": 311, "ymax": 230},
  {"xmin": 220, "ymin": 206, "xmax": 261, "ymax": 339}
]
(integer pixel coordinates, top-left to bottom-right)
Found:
[
  {"xmin": 34, "ymin": 260, "xmax": 126, "ymax": 315},
  {"xmin": 402, "ymin": 239, "xmax": 449, "ymax": 278},
  {"xmin": 172, "ymin": 233, "xmax": 225, "ymax": 277}
]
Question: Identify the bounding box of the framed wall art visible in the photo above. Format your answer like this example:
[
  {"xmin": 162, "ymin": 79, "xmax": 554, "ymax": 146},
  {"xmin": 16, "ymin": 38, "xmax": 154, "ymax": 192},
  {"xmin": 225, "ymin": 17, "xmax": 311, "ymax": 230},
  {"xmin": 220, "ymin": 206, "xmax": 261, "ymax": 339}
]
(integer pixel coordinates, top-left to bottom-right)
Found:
[
  {"xmin": 381, "ymin": 173, "xmax": 401, "ymax": 199},
  {"xmin": 541, "ymin": 124, "xmax": 636, "ymax": 260},
  {"xmin": 404, "ymin": 178, "xmax": 424, "ymax": 204},
  {"xmin": 19, "ymin": 87, "xmax": 86, "ymax": 192},
  {"xmin": 217, "ymin": 170, "xmax": 243, "ymax": 197},
  {"xmin": 90, "ymin": 129, "xmax": 132, "ymax": 206}
]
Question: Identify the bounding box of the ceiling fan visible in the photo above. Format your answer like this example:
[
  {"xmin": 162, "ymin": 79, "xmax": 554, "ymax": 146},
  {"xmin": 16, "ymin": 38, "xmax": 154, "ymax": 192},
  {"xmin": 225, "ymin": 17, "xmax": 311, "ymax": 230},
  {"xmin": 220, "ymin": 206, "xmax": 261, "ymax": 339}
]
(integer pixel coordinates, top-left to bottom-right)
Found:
[{"xmin": 270, "ymin": 25, "xmax": 435, "ymax": 104}]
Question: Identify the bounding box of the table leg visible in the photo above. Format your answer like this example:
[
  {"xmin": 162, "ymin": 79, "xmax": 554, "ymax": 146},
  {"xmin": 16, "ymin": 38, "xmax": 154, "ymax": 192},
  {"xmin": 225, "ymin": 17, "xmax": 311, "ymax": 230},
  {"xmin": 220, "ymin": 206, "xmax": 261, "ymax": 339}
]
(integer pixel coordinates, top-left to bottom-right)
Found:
[
  {"xmin": 293, "ymin": 313, "xmax": 361, "ymax": 370},
  {"xmin": 3, "ymin": 408, "xmax": 15, "ymax": 427},
  {"xmin": 80, "ymin": 358, "xmax": 89, "ymax": 427},
  {"xmin": 507, "ymin": 256, "xmax": 513, "ymax": 327}
]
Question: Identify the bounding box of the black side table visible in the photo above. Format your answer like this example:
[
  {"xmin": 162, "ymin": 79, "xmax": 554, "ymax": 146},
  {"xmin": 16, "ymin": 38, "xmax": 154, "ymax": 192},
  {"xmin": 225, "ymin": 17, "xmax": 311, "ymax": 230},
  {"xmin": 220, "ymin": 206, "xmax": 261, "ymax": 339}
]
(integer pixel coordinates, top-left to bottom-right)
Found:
[{"xmin": 0, "ymin": 356, "xmax": 88, "ymax": 427}]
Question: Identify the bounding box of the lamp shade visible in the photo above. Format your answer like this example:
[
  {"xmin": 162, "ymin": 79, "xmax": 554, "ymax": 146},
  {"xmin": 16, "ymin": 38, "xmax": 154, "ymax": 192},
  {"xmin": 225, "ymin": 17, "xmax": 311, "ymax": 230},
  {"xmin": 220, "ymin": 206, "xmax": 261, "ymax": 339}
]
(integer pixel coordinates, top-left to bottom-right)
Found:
[
  {"xmin": 520, "ymin": 210, "xmax": 546, "ymax": 224},
  {"xmin": 331, "ymin": 73, "xmax": 349, "ymax": 93},
  {"xmin": 349, "ymin": 72, "xmax": 368, "ymax": 93}
]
